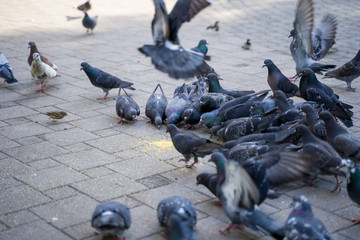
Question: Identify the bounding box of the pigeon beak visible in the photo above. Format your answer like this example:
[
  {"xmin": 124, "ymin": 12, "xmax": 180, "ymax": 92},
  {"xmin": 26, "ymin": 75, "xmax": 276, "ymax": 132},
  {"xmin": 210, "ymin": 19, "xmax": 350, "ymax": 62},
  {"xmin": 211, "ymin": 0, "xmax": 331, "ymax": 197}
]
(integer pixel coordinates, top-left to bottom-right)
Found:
[
  {"xmin": 80, "ymin": 67, "xmax": 83, "ymax": 71},
  {"xmin": 262, "ymin": 64, "xmax": 266, "ymax": 68},
  {"xmin": 196, "ymin": 181, "xmax": 200, "ymax": 186},
  {"xmin": 28, "ymin": 45, "xmax": 30, "ymax": 49},
  {"xmin": 288, "ymin": 34, "xmax": 292, "ymax": 38}
]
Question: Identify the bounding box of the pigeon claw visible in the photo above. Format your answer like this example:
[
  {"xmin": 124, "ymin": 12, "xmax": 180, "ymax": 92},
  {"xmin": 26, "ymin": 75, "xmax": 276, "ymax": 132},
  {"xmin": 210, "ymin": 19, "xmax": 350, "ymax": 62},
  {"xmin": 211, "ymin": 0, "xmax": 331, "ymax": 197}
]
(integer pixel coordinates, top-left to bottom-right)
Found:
[
  {"xmin": 97, "ymin": 97, "xmax": 107, "ymax": 100},
  {"xmin": 94, "ymin": 231, "xmax": 100, "ymax": 235},
  {"xmin": 185, "ymin": 163, "xmax": 196, "ymax": 168},
  {"xmin": 118, "ymin": 119, "xmax": 124, "ymax": 124},
  {"xmin": 219, "ymin": 224, "xmax": 244, "ymax": 233},
  {"xmin": 346, "ymin": 87, "xmax": 356, "ymax": 92},
  {"xmin": 288, "ymin": 75, "xmax": 299, "ymax": 83},
  {"xmin": 178, "ymin": 158, "xmax": 186, "ymax": 163},
  {"xmin": 330, "ymin": 176, "xmax": 342, "ymax": 193},
  {"xmin": 351, "ymin": 219, "xmax": 360, "ymax": 225},
  {"xmin": 214, "ymin": 201, "xmax": 222, "ymax": 206}
]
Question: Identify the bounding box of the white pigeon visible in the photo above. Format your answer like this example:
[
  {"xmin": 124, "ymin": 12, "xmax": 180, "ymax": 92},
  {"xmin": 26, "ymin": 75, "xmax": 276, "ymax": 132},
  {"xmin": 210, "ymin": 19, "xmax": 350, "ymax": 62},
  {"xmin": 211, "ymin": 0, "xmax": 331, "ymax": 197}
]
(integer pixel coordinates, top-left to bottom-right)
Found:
[{"xmin": 30, "ymin": 53, "xmax": 58, "ymax": 92}]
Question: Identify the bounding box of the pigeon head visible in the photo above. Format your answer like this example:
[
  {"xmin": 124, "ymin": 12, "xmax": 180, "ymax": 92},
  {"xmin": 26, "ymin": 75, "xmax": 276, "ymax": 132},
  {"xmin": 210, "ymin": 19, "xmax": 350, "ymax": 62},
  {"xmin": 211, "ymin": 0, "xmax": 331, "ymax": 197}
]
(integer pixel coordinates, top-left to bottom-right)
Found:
[
  {"xmin": 84, "ymin": 11, "xmax": 89, "ymax": 17},
  {"xmin": 154, "ymin": 116, "xmax": 163, "ymax": 129},
  {"xmin": 288, "ymin": 29, "xmax": 295, "ymax": 38},
  {"xmin": 129, "ymin": 109, "xmax": 138, "ymax": 120},
  {"xmin": 300, "ymin": 103, "xmax": 313, "ymax": 113},
  {"xmin": 206, "ymin": 73, "xmax": 219, "ymax": 82},
  {"xmin": 28, "ymin": 41, "xmax": 36, "ymax": 49},
  {"xmin": 182, "ymin": 109, "xmax": 193, "ymax": 121},
  {"xmin": 166, "ymin": 124, "xmax": 178, "ymax": 135},
  {"xmin": 32, "ymin": 53, "xmax": 41, "ymax": 62},
  {"xmin": 291, "ymin": 195, "xmax": 312, "ymax": 214},
  {"xmin": 208, "ymin": 152, "xmax": 226, "ymax": 170},
  {"xmin": 262, "ymin": 59, "xmax": 274, "ymax": 68},
  {"xmin": 196, "ymin": 172, "xmax": 214, "ymax": 186},
  {"xmin": 318, "ymin": 111, "xmax": 335, "ymax": 122},
  {"xmin": 80, "ymin": 62, "xmax": 90, "ymax": 71},
  {"xmin": 198, "ymin": 39, "xmax": 208, "ymax": 46},
  {"xmin": 298, "ymin": 68, "xmax": 314, "ymax": 78},
  {"xmin": 246, "ymin": 39, "xmax": 251, "ymax": 44}
]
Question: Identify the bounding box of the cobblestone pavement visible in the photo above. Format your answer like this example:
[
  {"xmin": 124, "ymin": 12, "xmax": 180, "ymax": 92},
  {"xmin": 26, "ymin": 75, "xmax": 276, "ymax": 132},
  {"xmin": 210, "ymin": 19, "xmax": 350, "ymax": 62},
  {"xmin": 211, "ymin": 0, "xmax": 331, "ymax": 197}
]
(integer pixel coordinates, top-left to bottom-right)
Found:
[{"xmin": 0, "ymin": 0, "xmax": 360, "ymax": 239}]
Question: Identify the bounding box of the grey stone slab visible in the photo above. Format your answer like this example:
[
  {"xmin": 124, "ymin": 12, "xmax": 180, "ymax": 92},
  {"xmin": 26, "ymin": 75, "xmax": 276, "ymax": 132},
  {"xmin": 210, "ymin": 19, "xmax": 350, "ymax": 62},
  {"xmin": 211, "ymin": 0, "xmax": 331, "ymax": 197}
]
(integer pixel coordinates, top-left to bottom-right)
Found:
[
  {"xmin": 111, "ymin": 196, "xmax": 142, "ymax": 209},
  {"xmin": 0, "ymin": 220, "xmax": 72, "ymax": 240},
  {"xmin": 3, "ymin": 117, "xmax": 31, "ymax": 126},
  {"xmin": 0, "ymin": 122, "xmax": 53, "ymax": 139},
  {"xmin": 338, "ymin": 224, "xmax": 360, "ymax": 240},
  {"xmin": 137, "ymin": 175, "xmax": 172, "ymax": 189},
  {"xmin": 0, "ymin": 210, "xmax": 39, "ymax": 228},
  {"xmin": 17, "ymin": 95, "xmax": 67, "ymax": 108},
  {"xmin": 81, "ymin": 166, "xmax": 116, "ymax": 178},
  {"xmin": 71, "ymin": 173, "xmax": 147, "ymax": 202},
  {"xmin": 0, "ymin": 91, "xmax": 27, "ymax": 103},
  {"xmin": 15, "ymin": 165, "xmax": 88, "ymax": 191},
  {"xmin": 71, "ymin": 115, "xmax": 117, "ymax": 132},
  {"xmin": 107, "ymin": 155, "xmax": 175, "ymax": 180},
  {"xmin": 44, "ymin": 186, "xmax": 79, "ymax": 201},
  {"xmin": 0, "ymin": 135, "xmax": 20, "ymax": 150},
  {"xmin": 27, "ymin": 158, "xmax": 60, "ymax": 170},
  {"xmin": 14, "ymin": 136, "xmax": 43, "ymax": 146},
  {"xmin": 30, "ymin": 194, "xmax": 98, "ymax": 229},
  {"xmin": 57, "ymin": 99, "xmax": 108, "ymax": 114},
  {"xmin": 334, "ymin": 205, "xmax": 360, "ymax": 222},
  {"xmin": 0, "ymin": 177, "xmax": 22, "ymax": 189},
  {"xmin": 43, "ymin": 128, "xmax": 99, "ymax": 147},
  {"xmin": 3, "ymin": 142, "xmax": 69, "ymax": 163},
  {"xmin": 62, "ymin": 142, "xmax": 93, "ymax": 153},
  {"xmin": 0, "ymin": 158, "xmax": 34, "ymax": 178},
  {"xmin": 54, "ymin": 148, "xmax": 119, "ymax": 171},
  {"xmin": 0, "ymin": 185, "xmax": 51, "ymax": 214},
  {"xmin": 63, "ymin": 221, "xmax": 94, "ymax": 240},
  {"xmin": 86, "ymin": 134, "xmax": 142, "ymax": 153},
  {"xmin": 196, "ymin": 200, "xmax": 228, "ymax": 223},
  {"xmin": 0, "ymin": 105, "xmax": 37, "ymax": 120},
  {"xmin": 93, "ymin": 128, "xmax": 119, "ymax": 137}
]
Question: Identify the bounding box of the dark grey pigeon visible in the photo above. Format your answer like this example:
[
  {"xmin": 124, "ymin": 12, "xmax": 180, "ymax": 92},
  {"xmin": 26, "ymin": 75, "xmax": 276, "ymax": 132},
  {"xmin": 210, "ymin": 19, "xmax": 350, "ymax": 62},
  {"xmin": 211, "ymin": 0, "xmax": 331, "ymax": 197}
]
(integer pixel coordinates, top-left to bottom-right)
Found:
[
  {"xmin": 157, "ymin": 196, "xmax": 197, "ymax": 240},
  {"xmin": 138, "ymin": 0, "xmax": 212, "ymax": 79},
  {"xmin": 324, "ymin": 49, "xmax": 360, "ymax": 92},
  {"xmin": 319, "ymin": 111, "xmax": 360, "ymax": 163},
  {"xmin": 191, "ymin": 39, "xmax": 211, "ymax": 60},
  {"xmin": 146, "ymin": 84, "xmax": 168, "ymax": 129},
  {"xmin": 286, "ymin": 195, "xmax": 332, "ymax": 240},
  {"xmin": 200, "ymin": 93, "xmax": 233, "ymax": 113},
  {"xmin": 91, "ymin": 202, "xmax": 131, "ymax": 240},
  {"xmin": 299, "ymin": 68, "xmax": 353, "ymax": 127},
  {"xmin": 116, "ymin": 89, "xmax": 140, "ymax": 123},
  {"xmin": 263, "ymin": 59, "xmax": 299, "ymax": 98},
  {"xmin": 165, "ymin": 84, "xmax": 189, "ymax": 124},
  {"xmin": 272, "ymin": 90, "xmax": 302, "ymax": 124},
  {"xmin": 82, "ymin": 12, "xmax": 98, "ymax": 33},
  {"xmin": 0, "ymin": 52, "xmax": 18, "ymax": 84},
  {"xmin": 166, "ymin": 124, "xmax": 221, "ymax": 168},
  {"xmin": 289, "ymin": 0, "xmax": 336, "ymax": 76},
  {"xmin": 81, "ymin": 62, "xmax": 135, "ymax": 100},
  {"xmin": 301, "ymin": 103, "xmax": 326, "ymax": 140}
]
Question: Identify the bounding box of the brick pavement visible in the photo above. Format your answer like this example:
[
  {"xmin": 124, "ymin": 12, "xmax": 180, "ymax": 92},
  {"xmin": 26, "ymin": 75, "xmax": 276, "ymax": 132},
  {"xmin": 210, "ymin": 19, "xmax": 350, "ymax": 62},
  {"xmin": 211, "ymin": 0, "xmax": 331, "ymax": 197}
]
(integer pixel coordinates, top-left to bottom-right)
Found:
[{"xmin": 0, "ymin": 0, "xmax": 360, "ymax": 239}]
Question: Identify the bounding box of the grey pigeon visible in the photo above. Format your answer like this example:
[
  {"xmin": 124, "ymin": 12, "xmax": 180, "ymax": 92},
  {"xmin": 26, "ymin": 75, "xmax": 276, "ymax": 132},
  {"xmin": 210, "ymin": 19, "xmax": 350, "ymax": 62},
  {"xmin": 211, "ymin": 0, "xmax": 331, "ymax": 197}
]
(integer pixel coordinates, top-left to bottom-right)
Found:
[
  {"xmin": 242, "ymin": 39, "xmax": 251, "ymax": 50},
  {"xmin": 200, "ymin": 93, "xmax": 234, "ymax": 113},
  {"xmin": 77, "ymin": 0, "xmax": 91, "ymax": 12},
  {"xmin": 91, "ymin": 202, "xmax": 131, "ymax": 240},
  {"xmin": 166, "ymin": 124, "xmax": 221, "ymax": 168},
  {"xmin": 272, "ymin": 90, "xmax": 302, "ymax": 124},
  {"xmin": 286, "ymin": 195, "xmax": 332, "ymax": 240},
  {"xmin": 138, "ymin": 0, "xmax": 212, "ymax": 79},
  {"xmin": 301, "ymin": 103, "xmax": 326, "ymax": 140},
  {"xmin": 115, "ymin": 89, "xmax": 140, "ymax": 123},
  {"xmin": 80, "ymin": 62, "xmax": 135, "ymax": 100},
  {"xmin": 28, "ymin": 41, "xmax": 58, "ymax": 70},
  {"xmin": 263, "ymin": 59, "xmax": 299, "ymax": 98},
  {"xmin": 319, "ymin": 111, "xmax": 360, "ymax": 163},
  {"xmin": 30, "ymin": 53, "xmax": 59, "ymax": 93},
  {"xmin": 157, "ymin": 196, "xmax": 197, "ymax": 240},
  {"xmin": 0, "ymin": 52, "xmax": 18, "ymax": 84},
  {"xmin": 191, "ymin": 39, "xmax": 211, "ymax": 60},
  {"xmin": 146, "ymin": 84, "xmax": 168, "ymax": 129},
  {"xmin": 82, "ymin": 11, "xmax": 98, "ymax": 33},
  {"xmin": 289, "ymin": 0, "xmax": 336, "ymax": 76},
  {"xmin": 299, "ymin": 68, "xmax": 353, "ymax": 127},
  {"xmin": 324, "ymin": 49, "xmax": 360, "ymax": 92},
  {"xmin": 165, "ymin": 84, "xmax": 189, "ymax": 124}
]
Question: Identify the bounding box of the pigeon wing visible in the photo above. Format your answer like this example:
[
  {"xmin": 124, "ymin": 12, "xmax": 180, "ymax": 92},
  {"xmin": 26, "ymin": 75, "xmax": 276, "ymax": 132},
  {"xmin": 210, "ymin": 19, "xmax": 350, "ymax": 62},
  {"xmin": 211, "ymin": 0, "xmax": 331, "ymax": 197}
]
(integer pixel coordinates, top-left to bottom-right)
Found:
[{"xmin": 294, "ymin": 0, "xmax": 314, "ymax": 57}]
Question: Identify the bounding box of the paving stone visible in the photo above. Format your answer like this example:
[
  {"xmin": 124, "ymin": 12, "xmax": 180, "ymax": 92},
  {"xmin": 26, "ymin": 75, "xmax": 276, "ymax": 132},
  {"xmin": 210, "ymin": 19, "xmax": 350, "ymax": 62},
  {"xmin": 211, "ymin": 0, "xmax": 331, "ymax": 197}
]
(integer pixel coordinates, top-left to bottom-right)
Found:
[
  {"xmin": 54, "ymin": 148, "xmax": 119, "ymax": 171},
  {"xmin": 71, "ymin": 115, "xmax": 117, "ymax": 132},
  {"xmin": 0, "ymin": 177, "xmax": 22, "ymax": 190},
  {"xmin": 14, "ymin": 136, "xmax": 43, "ymax": 146},
  {"xmin": 28, "ymin": 158, "xmax": 60, "ymax": 170},
  {"xmin": 43, "ymin": 127, "xmax": 99, "ymax": 147},
  {"xmin": 63, "ymin": 221, "xmax": 94, "ymax": 240},
  {"xmin": 15, "ymin": 165, "xmax": 88, "ymax": 191},
  {"xmin": 86, "ymin": 134, "xmax": 142, "ymax": 153},
  {"xmin": 137, "ymin": 175, "xmax": 172, "ymax": 189},
  {"xmin": 62, "ymin": 142, "xmax": 93, "ymax": 153},
  {"xmin": 0, "ymin": 136, "xmax": 20, "ymax": 150},
  {"xmin": 71, "ymin": 173, "xmax": 147, "ymax": 202},
  {"xmin": 0, "ymin": 91, "xmax": 27, "ymax": 104},
  {"xmin": 30, "ymin": 194, "xmax": 98, "ymax": 229},
  {"xmin": 17, "ymin": 95, "xmax": 67, "ymax": 108},
  {"xmin": 0, "ymin": 158, "xmax": 34, "ymax": 178},
  {"xmin": 107, "ymin": 155, "xmax": 175, "ymax": 179},
  {"xmin": 81, "ymin": 166, "xmax": 116, "ymax": 178},
  {"xmin": 0, "ymin": 185, "xmax": 51, "ymax": 215},
  {"xmin": 0, "ymin": 122, "xmax": 53, "ymax": 139},
  {"xmin": 0, "ymin": 220, "xmax": 72, "ymax": 240},
  {"xmin": 93, "ymin": 128, "xmax": 119, "ymax": 137},
  {"xmin": 44, "ymin": 186, "xmax": 79, "ymax": 201},
  {"xmin": 0, "ymin": 210, "xmax": 39, "ymax": 228},
  {"xmin": 334, "ymin": 205, "xmax": 360, "ymax": 222},
  {"xmin": 0, "ymin": 105, "xmax": 37, "ymax": 121},
  {"xmin": 57, "ymin": 99, "xmax": 108, "ymax": 114},
  {"xmin": 3, "ymin": 142, "xmax": 69, "ymax": 163},
  {"xmin": 338, "ymin": 224, "xmax": 360, "ymax": 240},
  {"xmin": 111, "ymin": 196, "xmax": 142, "ymax": 209}
]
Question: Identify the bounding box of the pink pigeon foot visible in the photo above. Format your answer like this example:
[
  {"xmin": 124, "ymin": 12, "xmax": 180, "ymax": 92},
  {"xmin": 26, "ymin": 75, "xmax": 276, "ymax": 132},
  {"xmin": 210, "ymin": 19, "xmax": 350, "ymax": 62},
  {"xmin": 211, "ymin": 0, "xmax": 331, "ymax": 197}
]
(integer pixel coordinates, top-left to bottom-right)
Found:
[{"xmin": 219, "ymin": 224, "xmax": 244, "ymax": 233}]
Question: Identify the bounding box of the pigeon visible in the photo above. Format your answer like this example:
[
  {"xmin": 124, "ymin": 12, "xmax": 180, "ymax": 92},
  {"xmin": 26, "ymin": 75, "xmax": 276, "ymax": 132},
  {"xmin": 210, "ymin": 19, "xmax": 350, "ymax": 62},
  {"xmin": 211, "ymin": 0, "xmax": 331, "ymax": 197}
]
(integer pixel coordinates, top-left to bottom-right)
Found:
[
  {"xmin": 30, "ymin": 53, "xmax": 59, "ymax": 93},
  {"xmin": 91, "ymin": 202, "xmax": 131, "ymax": 240},
  {"xmin": 166, "ymin": 124, "xmax": 222, "ymax": 168},
  {"xmin": 191, "ymin": 39, "xmax": 211, "ymax": 60},
  {"xmin": 115, "ymin": 89, "xmax": 140, "ymax": 123},
  {"xmin": 200, "ymin": 93, "xmax": 233, "ymax": 113},
  {"xmin": 82, "ymin": 11, "xmax": 98, "ymax": 33},
  {"xmin": 285, "ymin": 195, "xmax": 333, "ymax": 240},
  {"xmin": 263, "ymin": 59, "xmax": 299, "ymax": 98},
  {"xmin": 300, "ymin": 103, "xmax": 326, "ymax": 140},
  {"xmin": 157, "ymin": 196, "xmax": 197, "ymax": 240},
  {"xmin": 299, "ymin": 68, "xmax": 353, "ymax": 127},
  {"xmin": 319, "ymin": 111, "xmax": 360, "ymax": 163},
  {"xmin": 296, "ymin": 124, "xmax": 345, "ymax": 192},
  {"xmin": 0, "ymin": 52, "xmax": 18, "ymax": 84},
  {"xmin": 200, "ymin": 108, "xmax": 219, "ymax": 129},
  {"xmin": 242, "ymin": 39, "xmax": 251, "ymax": 50},
  {"xmin": 80, "ymin": 62, "xmax": 135, "ymax": 100},
  {"xmin": 196, "ymin": 172, "xmax": 218, "ymax": 197},
  {"xmin": 206, "ymin": 73, "xmax": 255, "ymax": 98},
  {"xmin": 341, "ymin": 159, "xmax": 360, "ymax": 225},
  {"xmin": 77, "ymin": 0, "xmax": 91, "ymax": 12},
  {"xmin": 289, "ymin": 0, "xmax": 337, "ymax": 76},
  {"xmin": 272, "ymin": 90, "xmax": 302, "ymax": 124},
  {"xmin": 206, "ymin": 21, "xmax": 219, "ymax": 31},
  {"xmin": 43, "ymin": 111, "xmax": 68, "ymax": 122},
  {"xmin": 182, "ymin": 83, "xmax": 204, "ymax": 127},
  {"xmin": 165, "ymin": 84, "xmax": 189, "ymax": 124},
  {"xmin": 323, "ymin": 49, "xmax": 360, "ymax": 92},
  {"xmin": 28, "ymin": 41, "xmax": 58, "ymax": 70},
  {"xmin": 145, "ymin": 83, "xmax": 168, "ymax": 129},
  {"xmin": 138, "ymin": 0, "xmax": 212, "ymax": 79},
  {"xmin": 226, "ymin": 141, "xmax": 271, "ymax": 164}
]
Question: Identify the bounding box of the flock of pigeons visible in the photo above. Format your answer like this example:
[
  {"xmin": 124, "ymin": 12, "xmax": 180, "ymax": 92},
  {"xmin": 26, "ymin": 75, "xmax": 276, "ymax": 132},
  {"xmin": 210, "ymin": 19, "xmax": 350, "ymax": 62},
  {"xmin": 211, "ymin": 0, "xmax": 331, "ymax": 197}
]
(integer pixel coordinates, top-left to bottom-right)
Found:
[{"xmin": 1, "ymin": 0, "xmax": 360, "ymax": 239}]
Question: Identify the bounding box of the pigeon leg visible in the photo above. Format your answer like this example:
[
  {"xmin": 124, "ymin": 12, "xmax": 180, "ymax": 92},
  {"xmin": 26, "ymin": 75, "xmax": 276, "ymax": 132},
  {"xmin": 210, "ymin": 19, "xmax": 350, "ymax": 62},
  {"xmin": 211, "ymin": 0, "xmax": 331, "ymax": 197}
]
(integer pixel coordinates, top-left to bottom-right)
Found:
[
  {"xmin": 330, "ymin": 175, "xmax": 342, "ymax": 192},
  {"xmin": 94, "ymin": 231, "xmax": 100, "ymax": 235},
  {"xmin": 37, "ymin": 83, "xmax": 46, "ymax": 93},
  {"xmin": 288, "ymin": 74, "xmax": 299, "ymax": 83},
  {"xmin": 346, "ymin": 82, "xmax": 356, "ymax": 92},
  {"xmin": 214, "ymin": 201, "xmax": 222, "ymax": 206},
  {"xmin": 178, "ymin": 158, "xmax": 186, "ymax": 162},
  {"xmin": 97, "ymin": 91, "xmax": 109, "ymax": 100},
  {"xmin": 352, "ymin": 219, "xmax": 360, "ymax": 225},
  {"xmin": 118, "ymin": 119, "xmax": 124, "ymax": 124},
  {"xmin": 185, "ymin": 124, "xmax": 195, "ymax": 129},
  {"xmin": 219, "ymin": 224, "xmax": 244, "ymax": 233},
  {"xmin": 185, "ymin": 161, "xmax": 197, "ymax": 168}
]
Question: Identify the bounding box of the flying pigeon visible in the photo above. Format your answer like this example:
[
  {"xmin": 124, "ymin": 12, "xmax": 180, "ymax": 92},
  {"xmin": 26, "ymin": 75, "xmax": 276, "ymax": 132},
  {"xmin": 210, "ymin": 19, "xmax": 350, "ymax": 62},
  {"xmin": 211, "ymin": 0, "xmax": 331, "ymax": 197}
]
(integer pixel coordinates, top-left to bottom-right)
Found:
[
  {"xmin": 43, "ymin": 111, "xmax": 68, "ymax": 122},
  {"xmin": 319, "ymin": 111, "xmax": 360, "ymax": 163},
  {"xmin": 91, "ymin": 202, "xmax": 131, "ymax": 240},
  {"xmin": 138, "ymin": 0, "xmax": 212, "ymax": 79},
  {"xmin": 341, "ymin": 159, "xmax": 360, "ymax": 225},
  {"xmin": 206, "ymin": 21, "xmax": 219, "ymax": 31},
  {"xmin": 299, "ymin": 68, "xmax": 353, "ymax": 127},
  {"xmin": 300, "ymin": 103, "xmax": 326, "ymax": 140},
  {"xmin": 242, "ymin": 39, "xmax": 251, "ymax": 50},
  {"xmin": 285, "ymin": 195, "xmax": 333, "ymax": 240},
  {"xmin": 323, "ymin": 49, "xmax": 360, "ymax": 92},
  {"xmin": 30, "ymin": 53, "xmax": 59, "ymax": 93},
  {"xmin": 157, "ymin": 196, "xmax": 197, "ymax": 240},
  {"xmin": 82, "ymin": 11, "xmax": 98, "ymax": 33},
  {"xmin": 28, "ymin": 41, "xmax": 58, "ymax": 70},
  {"xmin": 115, "ymin": 89, "xmax": 140, "ymax": 123},
  {"xmin": 263, "ymin": 59, "xmax": 299, "ymax": 98},
  {"xmin": 191, "ymin": 39, "xmax": 211, "ymax": 60},
  {"xmin": 166, "ymin": 124, "xmax": 222, "ymax": 168},
  {"xmin": 145, "ymin": 84, "xmax": 168, "ymax": 129},
  {"xmin": 80, "ymin": 62, "xmax": 135, "ymax": 100},
  {"xmin": 289, "ymin": 0, "xmax": 337, "ymax": 76},
  {"xmin": 77, "ymin": 0, "xmax": 91, "ymax": 12},
  {"xmin": 0, "ymin": 52, "xmax": 18, "ymax": 84}
]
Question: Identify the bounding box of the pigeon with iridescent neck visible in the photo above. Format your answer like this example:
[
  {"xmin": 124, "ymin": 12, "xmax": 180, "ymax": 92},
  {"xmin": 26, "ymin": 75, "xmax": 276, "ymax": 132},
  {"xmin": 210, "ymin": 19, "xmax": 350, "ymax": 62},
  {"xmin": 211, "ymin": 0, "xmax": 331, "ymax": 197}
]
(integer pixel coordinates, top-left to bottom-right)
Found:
[
  {"xmin": 82, "ymin": 12, "xmax": 98, "ymax": 33},
  {"xmin": 191, "ymin": 39, "xmax": 211, "ymax": 60},
  {"xmin": 342, "ymin": 159, "xmax": 360, "ymax": 225},
  {"xmin": 0, "ymin": 52, "xmax": 18, "ymax": 84}
]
